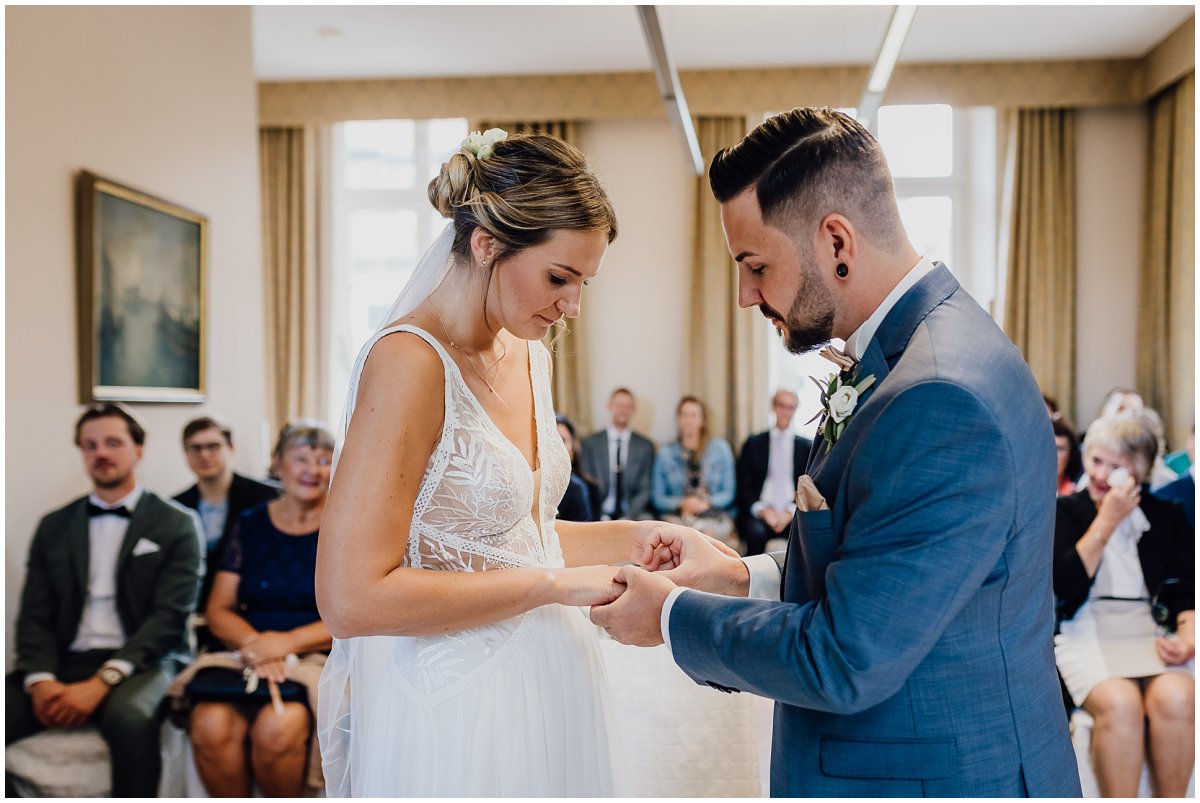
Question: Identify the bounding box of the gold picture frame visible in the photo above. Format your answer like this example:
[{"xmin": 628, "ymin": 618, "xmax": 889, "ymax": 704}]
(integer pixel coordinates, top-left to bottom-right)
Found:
[{"xmin": 76, "ymin": 171, "xmax": 207, "ymax": 403}]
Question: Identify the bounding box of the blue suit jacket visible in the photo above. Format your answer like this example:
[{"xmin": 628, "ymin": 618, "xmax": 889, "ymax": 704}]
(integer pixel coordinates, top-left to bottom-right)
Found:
[{"xmin": 670, "ymin": 266, "xmax": 1080, "ymax": 797}]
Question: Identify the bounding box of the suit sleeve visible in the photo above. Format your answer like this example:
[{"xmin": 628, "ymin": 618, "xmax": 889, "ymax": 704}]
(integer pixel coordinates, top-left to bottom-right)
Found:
[
  {"xmin": 735, "ymin": 437, "xmax": 757, "ymax": 515},
  {"xmin": 112, "ymin": 508, "xmax": 202, "ymax": 671},
  {"xmin": 668, "ymin": 381, "xmax": 1021, "ymax": 715},
  {"xmin": 15, "ymin": 519, "xmax": 62, "ymax": 676},
  {"xmin": 1052, "ymin": 496, "xmax": 1092, "ymax": 621},
  {"xmin": 626, "ymin": 438, "xmax": 654, "ymax": 519}
]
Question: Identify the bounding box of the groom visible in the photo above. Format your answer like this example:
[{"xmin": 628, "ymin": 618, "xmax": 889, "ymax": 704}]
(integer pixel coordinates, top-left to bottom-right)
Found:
[{"xmin": 592, "ymin": 108, "xmax": 1080, "ymax": 796}]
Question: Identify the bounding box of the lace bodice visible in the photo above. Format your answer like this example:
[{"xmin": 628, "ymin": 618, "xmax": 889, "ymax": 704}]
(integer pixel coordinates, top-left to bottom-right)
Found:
[{"xmin": 341, "ymin": 324, "xmax": 571, "ymax": 574}]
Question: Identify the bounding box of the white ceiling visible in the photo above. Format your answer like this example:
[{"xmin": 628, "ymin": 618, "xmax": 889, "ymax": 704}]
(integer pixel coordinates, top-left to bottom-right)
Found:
[{"xmin": 252, "ymin": 4, "xmax": 1195, "ymax": 82}]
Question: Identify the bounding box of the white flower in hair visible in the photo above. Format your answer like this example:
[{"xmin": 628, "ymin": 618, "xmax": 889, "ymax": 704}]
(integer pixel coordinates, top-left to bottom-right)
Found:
[{"xmin": 462, "ymin": 128, "xmax": 508, "ymax": 160}]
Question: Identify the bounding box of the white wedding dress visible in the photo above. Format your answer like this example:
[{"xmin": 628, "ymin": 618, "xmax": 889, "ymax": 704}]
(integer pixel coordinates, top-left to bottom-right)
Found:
[{"xmin": 318, "ymin": 324, "xmax": 624, "ymax": 796}]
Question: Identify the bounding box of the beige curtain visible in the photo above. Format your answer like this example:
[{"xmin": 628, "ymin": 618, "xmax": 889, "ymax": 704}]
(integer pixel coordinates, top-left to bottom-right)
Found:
[
  {"xmin": 472, "ymin": 119, "xmax": 592, "ymax": 432},
  {"xmin": 685, "ymin": 116, "xmax": 765, "ymax": 449},
  {"xmin": 1001, "ymin": 108, "xmax": 1077, "ymax": 415},
  {"xmin": 1137, "ymin": 73, "xmax": 1195, "ymax": 450},
  {"xmin": 260, "ymin": 125, "xmax": 323, "ymax": 439}
]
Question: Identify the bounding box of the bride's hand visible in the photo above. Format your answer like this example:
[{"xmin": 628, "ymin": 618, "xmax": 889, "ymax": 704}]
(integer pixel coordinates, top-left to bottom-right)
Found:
[
  {"xmin": 640, "ymin": 523, "xmax": 750, "ymax": 597},
  {"xmin": 550, "ymin": 565, "xmax": 626, "ymax": 607},
  {"xmin": 628, "ymin": 520, "xmax": 738, "ymax": 569}
]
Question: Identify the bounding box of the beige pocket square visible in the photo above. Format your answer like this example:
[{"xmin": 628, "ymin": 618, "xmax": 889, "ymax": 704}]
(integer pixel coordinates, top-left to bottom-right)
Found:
[{"xmin": 795, "ymin": 475, "xmax": 829, "ymax": 512}]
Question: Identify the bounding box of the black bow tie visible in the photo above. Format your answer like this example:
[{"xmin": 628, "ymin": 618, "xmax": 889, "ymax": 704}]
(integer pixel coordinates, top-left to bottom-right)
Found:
[{"xmin": 87, "ymin": 502, "xmax": 132, "ymax": 519}]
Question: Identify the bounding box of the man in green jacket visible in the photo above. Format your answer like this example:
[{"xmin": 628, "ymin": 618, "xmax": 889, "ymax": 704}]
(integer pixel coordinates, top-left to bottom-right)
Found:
[{"xmin": 7, "ymin": 403, "xmax": 202, "ymax": 796}]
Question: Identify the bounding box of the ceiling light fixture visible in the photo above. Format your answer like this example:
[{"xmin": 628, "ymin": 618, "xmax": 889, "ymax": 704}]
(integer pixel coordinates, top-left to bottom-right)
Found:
[
  {"xmin": 636, "ymin": 5, "xmax": 704, "ymax": 175},
  {"xmin": 858, "ymin": 5, "xmax": 918, "ymax": 132}
]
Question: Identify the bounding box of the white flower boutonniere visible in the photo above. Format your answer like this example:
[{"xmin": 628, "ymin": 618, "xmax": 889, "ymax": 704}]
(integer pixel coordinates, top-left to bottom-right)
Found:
[
  {"xmin": 461, "ymin": 128, "xmax": 508, "ymax": 160},
  {"xmin": 808, "ymin": 368, "xmax": 876, "ymax": 451}
]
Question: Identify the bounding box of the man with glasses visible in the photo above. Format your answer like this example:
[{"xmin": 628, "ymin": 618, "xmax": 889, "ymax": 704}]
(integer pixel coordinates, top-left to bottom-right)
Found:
[
  {"xmin": 735, "ymin": 390, "xmax": 812, "ymax": 556},
  {"xmin": 173, "ymin": 417, "xmax": 277, "ymax": 636}
]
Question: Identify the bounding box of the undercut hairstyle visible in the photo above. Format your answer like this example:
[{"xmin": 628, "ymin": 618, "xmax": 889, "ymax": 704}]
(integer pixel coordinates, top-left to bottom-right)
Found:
[
  {"xmin": 1084, "ymin": 414, "xmax": 1158, "ymax": 485},
  {"xmin": 74, "ymin": 402, "xmax": 146, "ymax": 447},
  {"xmin": 272, "ymin": 419, "xmax": 336, "ymax": 460},
  {"xmin": 182, "ymin": 415, "xmax": 233, "ymax": 447},
  {"xmin": 708, "ymin": 107, "xmax": 905, "ymax": 252},
  {"xmin": 429, "ymin": 133, "xmax": 618, "ymax": 263}
]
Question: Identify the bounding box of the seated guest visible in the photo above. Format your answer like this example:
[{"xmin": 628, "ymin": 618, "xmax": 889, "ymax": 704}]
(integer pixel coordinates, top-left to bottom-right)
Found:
[
  {"xmin": 6, "ymin": 403, "xmax": 202, "ymax": 797},
  {"xmin": 173, "ymin": 416, "xmax": 278, "ymax": 644},
  {"xmin": 736, "ymin": 390, "xmax": 812, "ymax": 555},
  {"xmin": 653, "ymin": 396, "xmax": 736, "ymax": 545},
  {"xmin": 171, "ymin": 420, "xmax": 334, "ymax": 797},
  {"xmin": 555, "ymin": 414, "xmax": 599, "ymax": 522},
  {"xmin": 1155, "ymin": 427, "xmax": 1195, "ymax": 524},
  {"xmin": 1054, "ymin": 414, "xmax": 1194, "ymax": 797},
  {"xmin": 1052, "ymin": 414, "xmax": 1084, "ymax": 496},
  {"xmin": 1132, "ymin": 407, "xmax": 1186, "ymax": 490},
  {"xmin": 580, "ymin": 387, "xmax": 656, "ymax": 520}
]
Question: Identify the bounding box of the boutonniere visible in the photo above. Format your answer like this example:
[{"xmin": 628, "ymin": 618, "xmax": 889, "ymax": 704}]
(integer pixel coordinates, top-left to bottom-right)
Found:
[{"xmin": 807, "ymin": 367, "xmax": 876, "ymax": 450}]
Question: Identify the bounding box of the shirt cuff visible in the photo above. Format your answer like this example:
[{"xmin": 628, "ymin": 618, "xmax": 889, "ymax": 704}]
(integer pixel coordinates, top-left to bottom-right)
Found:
[
  {"xmin": 102, "ymin": 659, "xmax": 135, "ymax": 679},
  {"xmin": 750, "ymin": 500, "xmax": 766, "ymax": 518},
  {"xmin": 23, "ymin": 672, "xmax": 56, "ymax": 693},
  {"xmin": 660, "ymin": 586, "xmax": 689, "ymax": 655},
  {"xmin": 743, "ymin": 554, "xmax": 782, "ymax": 600}
]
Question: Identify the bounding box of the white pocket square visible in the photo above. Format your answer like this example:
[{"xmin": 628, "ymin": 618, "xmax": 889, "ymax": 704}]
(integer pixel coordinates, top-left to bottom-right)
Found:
[{"xmin": 131, "ymin": 538, "xmax": 160, "ymax": 557}]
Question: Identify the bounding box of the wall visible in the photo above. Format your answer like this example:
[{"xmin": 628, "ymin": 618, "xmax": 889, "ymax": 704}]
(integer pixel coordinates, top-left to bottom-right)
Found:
[
  {"xmin": 5, "ymin": 7, "xmax": 265, "ymax": 662},
  {"xmin": 1074, "ymin": 106, "xmax": 1146, "ymax": 429},
  {"xmin": 579, "ymin": 120, "xmax": 695, "ymax": 443}
]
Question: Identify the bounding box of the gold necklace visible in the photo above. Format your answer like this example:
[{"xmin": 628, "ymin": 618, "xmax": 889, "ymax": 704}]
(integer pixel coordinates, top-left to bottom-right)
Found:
[{"xmin": 430, "ymin": 301, "xmax": 505, "ymax": 395}]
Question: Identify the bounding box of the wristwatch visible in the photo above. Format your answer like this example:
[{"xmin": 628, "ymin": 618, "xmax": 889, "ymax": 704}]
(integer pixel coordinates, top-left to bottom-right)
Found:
[{"xmin": 97, "ymin": 666, "xmax": 126, "ymax": 687}]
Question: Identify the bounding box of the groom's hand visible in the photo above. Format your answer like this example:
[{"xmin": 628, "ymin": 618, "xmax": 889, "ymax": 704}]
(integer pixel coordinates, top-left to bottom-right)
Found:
[
  {"xmin": 590, "ymin": 566, "xmax": 674, "ymax": 647},
  {"xmin": 642, "ymin": 524, "xmax": 751, "ymax": 597}
]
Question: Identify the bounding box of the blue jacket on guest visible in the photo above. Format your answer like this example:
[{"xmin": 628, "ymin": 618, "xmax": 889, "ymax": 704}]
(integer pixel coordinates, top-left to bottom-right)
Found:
[{"xmin": 652, "ymin": 439, "xmax": 736, "ymax": 516}]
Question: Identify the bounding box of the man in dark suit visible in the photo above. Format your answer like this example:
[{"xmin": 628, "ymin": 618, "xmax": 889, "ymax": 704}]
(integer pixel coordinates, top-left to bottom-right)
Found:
[
  {"xmin": 173, "ymin": 416, "xmax": 278, "ymax": 618},
  {"xmin": 736, "ymin": 389, "xmax": 812, "ymax": 556},
  {"xmin": 7, "ymin": 403, "xmax": 202, "ymax": 797},
  {"xmin": 580, "ymin": 387, "xmax": 656, "ymax": 520},
  {"xmin": 593, "ymin": 108, "xmax": 1079, "ymax": 796}
]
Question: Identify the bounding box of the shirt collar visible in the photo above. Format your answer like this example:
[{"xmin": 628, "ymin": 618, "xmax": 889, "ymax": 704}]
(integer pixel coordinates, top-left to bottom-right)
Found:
[
  {"xmin": 607, "ymin": 426, "xmax": 629, "ymax": 441},
  {"xmin": 843, "ymin": 256, "xmax": 935, "ymax": 361},
  {"xmin": 89, "ymin": 485, "xmax": 143, "ymax": 512}
]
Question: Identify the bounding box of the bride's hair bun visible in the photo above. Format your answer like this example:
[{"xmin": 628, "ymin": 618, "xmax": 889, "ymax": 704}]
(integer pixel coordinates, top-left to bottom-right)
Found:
[
  {"xmin": 427, "ymin": 133, "xmax": 617, "ymax": 262},
  {"xmin": 428, "ymin": 151, "xmax": 477, "ymax": 219}
]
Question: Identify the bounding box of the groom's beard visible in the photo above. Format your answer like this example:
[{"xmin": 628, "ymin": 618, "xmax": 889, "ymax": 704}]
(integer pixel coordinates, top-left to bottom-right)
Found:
[{"xmin": 760, "ymin": 262, "xmax": 836, "ymax": 355}]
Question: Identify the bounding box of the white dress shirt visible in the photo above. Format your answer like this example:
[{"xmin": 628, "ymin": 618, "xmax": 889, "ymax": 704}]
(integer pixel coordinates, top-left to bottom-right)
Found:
[
  {"xmin": 662, "ymin": 256, "xmax": 934, "ymax": 653},
  {"xmin": 752, "ymin": 427, "xmax": 797, "ymax": 517},
  {"xmin": 601, "ymin": 427, "xmax": 632, "ymax": 518},
  {"xmin": 24, "ymin": 487, "xmax": 141, "ymax": 691}
]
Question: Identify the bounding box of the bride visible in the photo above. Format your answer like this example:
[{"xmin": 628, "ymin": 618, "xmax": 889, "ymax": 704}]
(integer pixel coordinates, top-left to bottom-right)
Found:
[{"xmin": 316, "ymin": 130, "xmax": 684, "ymax": 796}]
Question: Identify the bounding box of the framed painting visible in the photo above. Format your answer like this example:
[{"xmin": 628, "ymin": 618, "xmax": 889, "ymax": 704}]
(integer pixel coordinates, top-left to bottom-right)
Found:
[{"xmin": 76, "ymin": 171, "xmax": 207, "ymax": 403}]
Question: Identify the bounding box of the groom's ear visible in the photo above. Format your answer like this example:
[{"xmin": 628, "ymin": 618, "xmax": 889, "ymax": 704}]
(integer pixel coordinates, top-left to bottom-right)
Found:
[{"xmin": 819, "ymin": 214, "xmax": 857, "ymax": 272}]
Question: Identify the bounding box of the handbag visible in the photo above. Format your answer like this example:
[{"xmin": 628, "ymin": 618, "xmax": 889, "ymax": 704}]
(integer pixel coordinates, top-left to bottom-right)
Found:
[{"xmin": 183, "ymin": 666, "xmax": 308, "ymax": 706}]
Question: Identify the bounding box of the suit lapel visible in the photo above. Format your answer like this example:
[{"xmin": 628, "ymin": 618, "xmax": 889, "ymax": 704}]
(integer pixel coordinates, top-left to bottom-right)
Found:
[
  {"xmin": 68, "ymin": 499, "xmax": 91, "ymax": 596},
  {"xmin": 116, "ymin": 493, "xmax": 151, "ymax": 576}
]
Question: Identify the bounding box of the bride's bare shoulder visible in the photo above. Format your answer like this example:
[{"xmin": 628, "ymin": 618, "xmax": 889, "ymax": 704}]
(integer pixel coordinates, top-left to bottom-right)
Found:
[{"xmin": 355, "ymin": 328, "xmax": 446, "ymax": 416}]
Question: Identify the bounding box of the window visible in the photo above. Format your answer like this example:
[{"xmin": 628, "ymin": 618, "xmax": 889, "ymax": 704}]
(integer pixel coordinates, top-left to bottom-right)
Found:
[
  {"xmin": 326, "ymin": 118, "xmax": 468, "ymax": 424},
  {"xmin": 765, "ymin": 105, "xmax": 997, "ymax": 438}
]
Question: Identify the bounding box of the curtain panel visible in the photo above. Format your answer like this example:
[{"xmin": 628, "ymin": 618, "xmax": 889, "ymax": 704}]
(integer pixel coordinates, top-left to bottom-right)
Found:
[
  {"xmin": 471, "ymin": 119, "xmax": 593, "ymax": 433},
  {"xmin": 1137, "ymin": 72, "xmax": 1195, "ymax": 451},
  {"xmin": 685, "ymin": 116, "xmax": 766, "ymax": 450},
  {"xmin": 1001, "ymin": 108, "xmax": 1078, "ymax": 416},
  {"xmin": 260, "ymin": 125, "xmax": 324, "ymax": 439}
]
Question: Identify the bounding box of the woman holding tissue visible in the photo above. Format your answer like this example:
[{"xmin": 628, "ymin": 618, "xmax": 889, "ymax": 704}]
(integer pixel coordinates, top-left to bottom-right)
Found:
[
  {"xmin": 1053, "ymin": 413, "xmax": 1195, "ymax": 797},
  {"xmin": 170, "ymin": 421, "xmax": 334, "ymax": 796}
]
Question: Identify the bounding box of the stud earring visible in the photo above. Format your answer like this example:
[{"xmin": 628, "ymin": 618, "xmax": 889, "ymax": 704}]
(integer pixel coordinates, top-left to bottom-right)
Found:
[{"xmin": 836, "ymin": 263, "xmax": 849, "ymax": 278}]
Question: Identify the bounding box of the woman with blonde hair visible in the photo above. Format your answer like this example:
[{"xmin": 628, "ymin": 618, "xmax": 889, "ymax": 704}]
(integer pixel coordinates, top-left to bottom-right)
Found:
[
  {"xmin": 1054, "ymin": 413, "xmax": 1194, "ymax": 796},
  {"xmin": 316, "ymin": 130, "xmax": 732, "ymax": 796}
]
